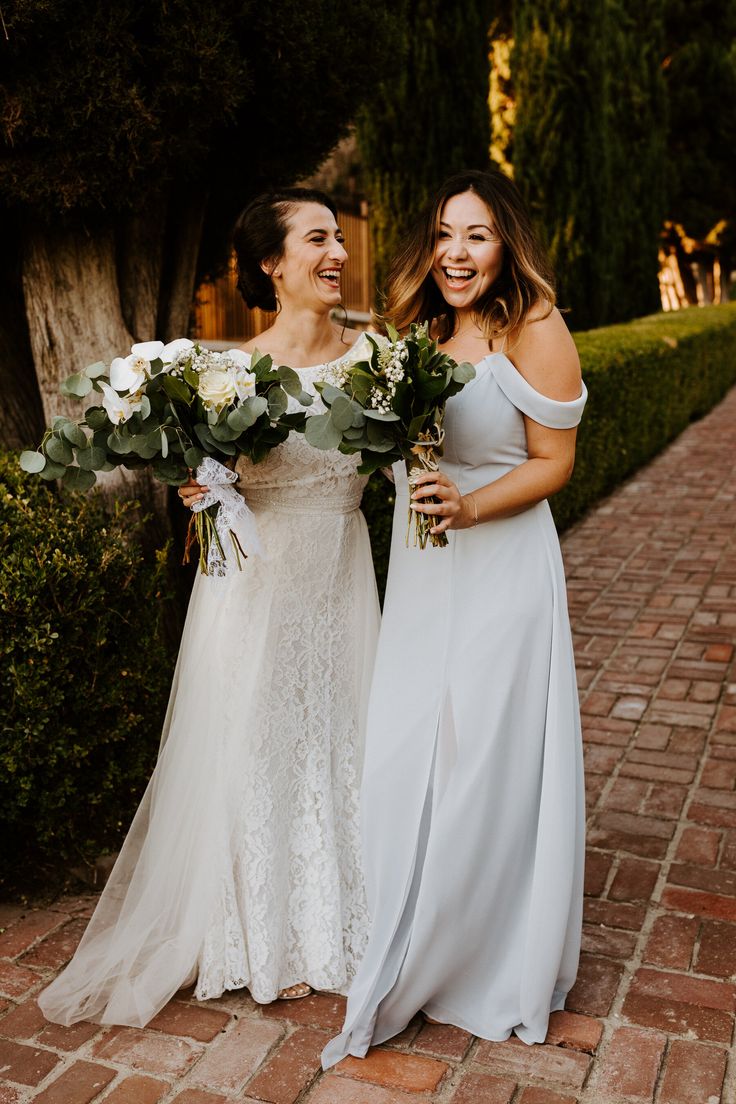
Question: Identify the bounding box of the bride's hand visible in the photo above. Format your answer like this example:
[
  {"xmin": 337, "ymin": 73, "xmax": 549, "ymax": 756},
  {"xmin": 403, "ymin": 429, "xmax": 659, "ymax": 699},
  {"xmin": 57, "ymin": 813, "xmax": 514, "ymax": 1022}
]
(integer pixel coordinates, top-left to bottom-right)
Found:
[
  {"xmin": 410, "ymin": 471, "xmax": 475, "ymax": 534},
  {"xmin": 177, "ymin": 474, "xmax": 209, "ymax": 510}
]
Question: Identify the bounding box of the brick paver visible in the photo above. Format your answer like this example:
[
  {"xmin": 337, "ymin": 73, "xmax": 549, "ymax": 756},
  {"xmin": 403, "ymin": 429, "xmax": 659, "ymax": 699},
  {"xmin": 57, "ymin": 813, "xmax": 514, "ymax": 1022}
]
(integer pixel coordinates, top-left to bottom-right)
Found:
[{"xmin": 1, "ymin": 384, "xmax": 735, "ymax": 1102}]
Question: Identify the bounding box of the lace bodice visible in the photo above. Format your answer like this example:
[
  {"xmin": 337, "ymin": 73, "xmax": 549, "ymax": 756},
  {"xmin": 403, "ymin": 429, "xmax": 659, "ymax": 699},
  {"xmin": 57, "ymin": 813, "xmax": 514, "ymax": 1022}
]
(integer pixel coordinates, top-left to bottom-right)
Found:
[{"xmin": 235, "ymin": 363, "xmax": 368, "ymax": 512}]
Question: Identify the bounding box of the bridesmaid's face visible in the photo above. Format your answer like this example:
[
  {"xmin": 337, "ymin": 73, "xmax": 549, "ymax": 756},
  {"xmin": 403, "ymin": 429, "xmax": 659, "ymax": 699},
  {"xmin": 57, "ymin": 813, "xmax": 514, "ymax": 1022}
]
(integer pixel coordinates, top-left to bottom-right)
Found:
[
  {"xmin": 431, "ymin": 191, "xmax": 504, "ymax": 310},
  {"xmin": 271, "ymin": 203, "xmax": 348, "ymax": 311}
]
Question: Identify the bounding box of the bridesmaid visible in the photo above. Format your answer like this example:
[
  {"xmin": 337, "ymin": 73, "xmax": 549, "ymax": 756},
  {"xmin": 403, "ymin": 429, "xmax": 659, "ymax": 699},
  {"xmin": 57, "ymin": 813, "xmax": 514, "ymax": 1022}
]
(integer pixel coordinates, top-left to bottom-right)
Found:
[{"xmin": 323, "ymin": 168, "xmax": 587, "ymax": 1066}]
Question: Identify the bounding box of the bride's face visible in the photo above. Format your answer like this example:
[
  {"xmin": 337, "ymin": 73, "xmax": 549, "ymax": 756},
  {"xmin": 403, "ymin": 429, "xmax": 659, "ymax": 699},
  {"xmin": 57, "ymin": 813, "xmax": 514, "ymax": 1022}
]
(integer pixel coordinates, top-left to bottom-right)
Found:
[
  {"xmin": 430, "ymin": 190, "xmax": 504, "ymax": 311},
  {"xmin": 270, "ymin": 203, "xmax": 348, "ymax": 311}
]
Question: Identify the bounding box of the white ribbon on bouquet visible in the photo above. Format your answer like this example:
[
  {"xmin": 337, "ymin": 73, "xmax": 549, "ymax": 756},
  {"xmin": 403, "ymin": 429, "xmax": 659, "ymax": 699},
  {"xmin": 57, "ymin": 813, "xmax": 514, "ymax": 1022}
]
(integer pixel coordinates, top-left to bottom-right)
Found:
[{"xmin": 191, "ymin": 456, "xmax": 264, "ymax": 576}]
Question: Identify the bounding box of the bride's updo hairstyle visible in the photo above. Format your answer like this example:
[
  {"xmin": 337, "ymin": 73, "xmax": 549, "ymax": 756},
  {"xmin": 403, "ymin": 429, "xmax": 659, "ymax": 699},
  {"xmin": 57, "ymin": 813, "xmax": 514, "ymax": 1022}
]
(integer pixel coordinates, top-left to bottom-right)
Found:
[
  {"xmin": 383, "ymin": 169, "xmax": 555, "ymax": 346},
  {"xmin": 233, "ymin": 187, "xmax": 338, "ymax": 311}
]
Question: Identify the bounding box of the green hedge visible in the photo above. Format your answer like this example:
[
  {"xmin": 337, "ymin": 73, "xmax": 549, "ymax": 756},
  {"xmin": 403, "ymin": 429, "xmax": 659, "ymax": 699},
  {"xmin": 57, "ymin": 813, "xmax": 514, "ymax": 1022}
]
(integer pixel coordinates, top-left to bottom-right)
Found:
[
  {"xmin": 363, "ymin": 303, "xmax": 736, "ymax": 590},
  {"xmin": 0, "ymin": 456, "xmax": 174, "ymax": 890}
]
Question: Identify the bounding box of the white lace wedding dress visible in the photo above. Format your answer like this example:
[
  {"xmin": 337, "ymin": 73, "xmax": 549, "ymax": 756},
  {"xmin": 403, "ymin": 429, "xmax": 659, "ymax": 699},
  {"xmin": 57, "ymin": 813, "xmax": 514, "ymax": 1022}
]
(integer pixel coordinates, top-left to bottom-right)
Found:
[{"xmin": 39, "ymin": 349, "xmax": 380, "ymax": 1027}]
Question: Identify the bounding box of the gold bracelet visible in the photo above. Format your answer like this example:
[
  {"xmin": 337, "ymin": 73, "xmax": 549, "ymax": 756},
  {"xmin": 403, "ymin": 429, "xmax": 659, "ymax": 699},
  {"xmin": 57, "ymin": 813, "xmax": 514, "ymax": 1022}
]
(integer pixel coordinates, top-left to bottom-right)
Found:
[{"xmin": 465, "ymin": 493, "xmax": 479, "ymax": 527}]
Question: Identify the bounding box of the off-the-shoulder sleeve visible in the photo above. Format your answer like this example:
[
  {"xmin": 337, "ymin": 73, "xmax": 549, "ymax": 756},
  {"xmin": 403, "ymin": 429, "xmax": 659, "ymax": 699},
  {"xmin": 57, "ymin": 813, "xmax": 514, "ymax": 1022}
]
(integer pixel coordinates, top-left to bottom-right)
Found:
[{"xmin": 488, "ymin": 354, "xmax": 587, "ymax": 429}]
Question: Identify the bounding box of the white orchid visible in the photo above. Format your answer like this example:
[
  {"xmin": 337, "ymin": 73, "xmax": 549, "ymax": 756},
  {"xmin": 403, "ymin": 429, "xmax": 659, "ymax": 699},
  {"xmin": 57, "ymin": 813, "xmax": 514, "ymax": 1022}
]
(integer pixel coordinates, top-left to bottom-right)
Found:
[
  {"xmin": 224, "ymin": 350, "xmax": 257, "ymax": 401},
  {"xmin": 99, "ymin": 381, "xmax": 143, "ymax": 424},
  {"xmin": 110, "ymin": 355, "xmax": 147, "ymax": 393},
  {"xmin": 161, "ymin": 337, "xmax": 194, "ymax": 364},
  {"xmin": 130, "ymin": 340, "xmax": 165, "ymax": 361}
]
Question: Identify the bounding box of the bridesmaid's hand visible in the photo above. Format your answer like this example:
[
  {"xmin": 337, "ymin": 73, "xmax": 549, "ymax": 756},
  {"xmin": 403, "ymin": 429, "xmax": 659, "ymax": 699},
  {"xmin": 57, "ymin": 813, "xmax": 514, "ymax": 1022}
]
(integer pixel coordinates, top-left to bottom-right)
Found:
[
  {"xmin": 410, "ymin": 471, "xmax": 475, "ymax": 534},
  {"xmin": 177, "ymin": 473, "xmax": 209, "ymax": 510}
]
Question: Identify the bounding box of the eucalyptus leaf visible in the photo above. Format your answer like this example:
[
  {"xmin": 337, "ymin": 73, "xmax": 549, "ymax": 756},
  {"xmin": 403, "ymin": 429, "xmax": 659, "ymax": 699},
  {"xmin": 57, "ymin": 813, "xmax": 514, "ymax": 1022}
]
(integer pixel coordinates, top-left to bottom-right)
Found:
[
  {"xmin": 46, "ymin": 436, "xmax": 74, "ymax": 465},
  {"xmin": 63, "ymin": 467, "xmax": 97, "ymax": 492},
  {"xmin": 330, "ymin": 395, "xmax": 355, "ymax": 432},
  {"xmin": 61, "ymin": 372, "xmax": 94, "ymax": 399},
  {"xmin": 152, "ymin": 457, "xmax": 188, "ymax": 484},
  {"xmin": 62, "ymin": 422, "xmax": 89, "ymax": 449},
  {"xmin": 160, "ymin": 428, "xmax": 169, "ymax": 458},
  {"xmin": 85, "ymin": 406, "xmax": 109, "ymax": 430},
  {"xmin": 277, "ymin": 365, "xmax": 304, "ymax": 398},
  {"xmin": 139, "ymin": 394, "xmax": 151, "ymax": 419},
  {"xmin": 40, "ymin": 459, "xmax": 67, "ymax": 480},
  {"xmin": 453, "ymin": 360, "xmax": 476, "ymax": 384},
  {"xmin": 210, "ymin": 422, "xmax": 240, "ymax": 443},
  {"xmin": 319, "ymin": 383, "xmax": 348, "ymax": 405},
  {"xmin": 52, "ymin": 415, "xmax": 70, "ymax": 431},
  {"xmin": 363, "ymin": 408, "xmax": 401, "ymax": 422},
  {"xmin": 194, "ymin": 423, "xmax": 216, "ymax": 450},
  {"xmin": 107, "ymin": 432, "xmax": 133, "ymax": 455},
  {"xmin": 366, "ymin": 420, "xmax": 396, "ymax": 450},
  {"xmin": 76, "ymin": 446, "xmax": 107, "ymax": 471},
  {"xmin": 267, "ymin": 387, "xmax": 288, "ymax": 420},
  {"xmin": 130, "ymin": 434, "xmax": 153, "ymax": 456},
  {"xmin": 84, "ymin": 360, "xmax": 108, "ymax": 379},
  {"xmin": 184, "ymin": 447, "xmax": 204, "ymax": 468},
  {"xmin": 304, "ymin": 412, "xmax": 342, "ymax": 450},
  {"xmin": 19, "ymin": 450, "xmax": 47, "ymax": 474}
]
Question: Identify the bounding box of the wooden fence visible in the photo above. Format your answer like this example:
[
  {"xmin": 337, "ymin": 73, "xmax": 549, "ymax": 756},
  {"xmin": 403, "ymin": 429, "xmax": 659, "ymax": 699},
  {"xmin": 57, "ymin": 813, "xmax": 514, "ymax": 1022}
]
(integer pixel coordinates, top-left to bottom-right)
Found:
[{"xmin": 194, "ymin": 207, "xmax": 373, "ymax": 342}]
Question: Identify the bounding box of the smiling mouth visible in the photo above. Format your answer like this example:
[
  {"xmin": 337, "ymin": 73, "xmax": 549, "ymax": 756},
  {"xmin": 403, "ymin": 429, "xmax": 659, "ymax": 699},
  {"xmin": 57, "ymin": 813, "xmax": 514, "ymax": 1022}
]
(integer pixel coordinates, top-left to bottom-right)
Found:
[
  {"xmin": 317, "ymin": 268, "xmax": 341, "ymax": 288},
  {"xmin": 443, "ymin": 267, "xmax": 476, "ymax": 285}
]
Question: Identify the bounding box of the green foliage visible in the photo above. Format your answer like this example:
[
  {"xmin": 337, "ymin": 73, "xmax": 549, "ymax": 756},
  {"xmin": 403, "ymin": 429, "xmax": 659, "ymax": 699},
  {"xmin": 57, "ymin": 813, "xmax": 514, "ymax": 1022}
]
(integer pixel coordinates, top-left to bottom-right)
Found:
[
  {"xmin": 361, "ymin": 472, "xmax": 396, "ymax": 603},
  {"xmin": 0, "ymin": 455, "xmax": 174, "ymax": 887},
  {"xmin": 664, "ymin": 1, "xmax": 736, "ymax": 239},
  {"xmin": 0, "ymin": 0, "xmax": 406, "ymax": 277},
  {"xmin": 554, "ymin": 302, "xmax": 736, "ymax": 529},
  {"xmin": 362, "ymin": 304, "xmax": 736, "ymax": 592},
  {"xmin": 512, "ymin": 0, "xmax": 667, "ymax": 329},
  {"xmin": 357, "ymin": 0, "xmax": 494, "ymax": 290}
]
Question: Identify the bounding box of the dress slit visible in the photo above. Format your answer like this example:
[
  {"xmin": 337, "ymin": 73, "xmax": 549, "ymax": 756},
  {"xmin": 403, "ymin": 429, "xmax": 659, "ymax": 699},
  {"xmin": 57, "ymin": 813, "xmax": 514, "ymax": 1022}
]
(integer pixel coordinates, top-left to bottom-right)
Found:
[{"xmin": 322, "ymin": 718, "xmax": 442, "ymax": 1064}]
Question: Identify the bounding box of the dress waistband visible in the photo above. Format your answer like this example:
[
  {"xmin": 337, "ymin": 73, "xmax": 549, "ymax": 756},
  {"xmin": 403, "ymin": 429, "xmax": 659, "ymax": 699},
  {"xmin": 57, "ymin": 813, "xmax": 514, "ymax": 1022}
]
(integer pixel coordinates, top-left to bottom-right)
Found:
[{"xmin": 245, "ymin": 489, "xmax": 363, "ymax": 516}]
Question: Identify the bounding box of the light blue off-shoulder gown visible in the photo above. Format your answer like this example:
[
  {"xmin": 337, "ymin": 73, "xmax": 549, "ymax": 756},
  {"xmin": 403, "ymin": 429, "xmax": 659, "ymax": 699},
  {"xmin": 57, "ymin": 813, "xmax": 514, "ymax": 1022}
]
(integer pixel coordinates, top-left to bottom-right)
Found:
[{"xmin": 323, "ymin": 351, "xmax": 588, "ymax": 1067}]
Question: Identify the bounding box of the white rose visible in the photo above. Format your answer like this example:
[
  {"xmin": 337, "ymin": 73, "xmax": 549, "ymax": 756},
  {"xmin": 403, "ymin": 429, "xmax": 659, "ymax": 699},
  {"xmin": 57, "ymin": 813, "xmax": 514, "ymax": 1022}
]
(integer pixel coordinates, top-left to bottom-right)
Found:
[{"xmin": 198, "ymin": 367, "xmax": 237, "ymax": 410}]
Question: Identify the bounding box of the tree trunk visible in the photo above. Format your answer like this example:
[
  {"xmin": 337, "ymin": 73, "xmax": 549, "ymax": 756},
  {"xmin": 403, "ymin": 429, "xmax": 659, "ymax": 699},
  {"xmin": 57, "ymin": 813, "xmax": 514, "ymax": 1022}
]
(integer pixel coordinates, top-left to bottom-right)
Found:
[
  {"xmin": 21, "ymin": 217, "xmax": 169, "ymax": 523},
  {"xmin": 19, "ymin": 199, "xmax": 207, "ymax": 635},
  {"xmin": 0, "ymin": 220, "xmax": 45, "ymax": 451}
]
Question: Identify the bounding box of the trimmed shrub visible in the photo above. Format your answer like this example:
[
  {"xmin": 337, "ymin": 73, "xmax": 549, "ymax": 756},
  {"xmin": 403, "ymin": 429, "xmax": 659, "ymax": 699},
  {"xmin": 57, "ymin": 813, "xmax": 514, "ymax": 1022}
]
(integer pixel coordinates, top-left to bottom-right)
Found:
[
  {"xmin": 555, "ymin": 302, "xmax": 736, "ymax": 529},
  {"xmin": 363, "ymin": 304, "xmax": 736, "ymax": 590},
  {"xmin": 0, "ymin": 457, "xmax": 174, "ymax": 889}
]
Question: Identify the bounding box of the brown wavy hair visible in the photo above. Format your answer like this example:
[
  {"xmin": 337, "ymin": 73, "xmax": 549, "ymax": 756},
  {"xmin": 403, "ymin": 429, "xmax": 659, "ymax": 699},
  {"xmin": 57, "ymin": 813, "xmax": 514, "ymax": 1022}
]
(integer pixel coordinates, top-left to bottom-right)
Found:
[{"xmin": 382, "ymin": 169, "xmax": 555, "ymax": 346}]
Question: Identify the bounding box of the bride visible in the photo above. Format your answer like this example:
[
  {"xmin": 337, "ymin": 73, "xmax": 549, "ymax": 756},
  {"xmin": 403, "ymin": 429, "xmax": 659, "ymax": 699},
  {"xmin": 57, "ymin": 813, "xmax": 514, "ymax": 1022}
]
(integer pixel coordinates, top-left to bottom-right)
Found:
[{"xmin": 39, "ymin": 187, "xmax": 380, "ymax": 1027}]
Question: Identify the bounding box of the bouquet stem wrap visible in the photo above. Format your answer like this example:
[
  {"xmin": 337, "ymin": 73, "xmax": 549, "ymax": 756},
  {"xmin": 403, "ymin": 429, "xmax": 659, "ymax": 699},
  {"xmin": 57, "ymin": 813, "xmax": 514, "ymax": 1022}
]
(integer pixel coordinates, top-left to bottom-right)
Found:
[
  {"xmin": 405, "ymin": 422, "xmax": 447, "ymax": 550},
  {"xmin": 188, "ymin": 457, "xmax": 263, "ymax": 576}
]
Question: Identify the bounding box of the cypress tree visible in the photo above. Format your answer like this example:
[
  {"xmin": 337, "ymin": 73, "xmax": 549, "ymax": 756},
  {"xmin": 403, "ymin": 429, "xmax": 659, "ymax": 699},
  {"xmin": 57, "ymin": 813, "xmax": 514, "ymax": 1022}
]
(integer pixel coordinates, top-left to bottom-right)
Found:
[
  {"xmin": 357, "ymin": 0, "xmax": 495, "ymax": 293},
  {"xmin": 512, "ymin": 0, "xmax": 666, "ymax": 329}
]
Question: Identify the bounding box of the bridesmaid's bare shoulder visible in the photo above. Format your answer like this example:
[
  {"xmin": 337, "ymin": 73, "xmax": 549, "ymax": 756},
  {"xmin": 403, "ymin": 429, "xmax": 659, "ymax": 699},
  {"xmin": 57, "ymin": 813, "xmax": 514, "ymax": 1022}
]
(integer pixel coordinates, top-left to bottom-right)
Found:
[{"xmin": 507, "ymin": 305, "xmax": 581, "ymax": 402}]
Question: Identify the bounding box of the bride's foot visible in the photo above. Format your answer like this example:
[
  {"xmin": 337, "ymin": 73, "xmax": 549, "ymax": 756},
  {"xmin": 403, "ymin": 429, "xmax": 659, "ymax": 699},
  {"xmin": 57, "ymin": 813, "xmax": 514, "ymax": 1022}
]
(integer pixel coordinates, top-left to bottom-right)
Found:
[{"xmin": 277, "ymin": 982, "xmax": 312, "ymax": 1001}]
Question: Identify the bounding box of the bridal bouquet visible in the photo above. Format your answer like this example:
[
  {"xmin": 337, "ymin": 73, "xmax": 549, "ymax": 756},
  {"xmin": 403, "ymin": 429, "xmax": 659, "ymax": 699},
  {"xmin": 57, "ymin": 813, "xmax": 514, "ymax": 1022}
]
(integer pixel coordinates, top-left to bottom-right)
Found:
[
  {"xmin": 20, "ymin": 339, "xmax": 312, "ymax": 574},
  {"xmin": 307, "ymin": 324, "xmax": 475, "ymax": 549}
]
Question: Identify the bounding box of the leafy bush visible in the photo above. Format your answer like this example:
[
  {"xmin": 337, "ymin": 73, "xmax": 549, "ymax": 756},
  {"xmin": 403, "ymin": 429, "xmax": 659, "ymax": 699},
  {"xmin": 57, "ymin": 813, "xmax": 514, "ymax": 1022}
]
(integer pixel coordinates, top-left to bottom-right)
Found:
[
  {"xmin": 0, "ymin": 456, "xmax": 174, "ymax": 889},
  {"xmin": 555, "ymin": 302, "xmax": 736, "ymax": 529},
  {"xmin": 363, "ymin": 304, "xmax": 736, "ymax": 589}
]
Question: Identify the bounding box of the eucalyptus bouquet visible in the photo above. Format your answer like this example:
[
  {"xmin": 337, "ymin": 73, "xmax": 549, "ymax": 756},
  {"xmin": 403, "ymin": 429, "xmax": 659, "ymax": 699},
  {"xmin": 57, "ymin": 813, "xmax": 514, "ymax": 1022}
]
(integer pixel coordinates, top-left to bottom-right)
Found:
[
  {"xmin": 306, "ymin": 324, "xmax": 475, "ymax": 549},
  {"xmin": 20, "ymin": 339, "xmax": 312, "ymax": 574}
]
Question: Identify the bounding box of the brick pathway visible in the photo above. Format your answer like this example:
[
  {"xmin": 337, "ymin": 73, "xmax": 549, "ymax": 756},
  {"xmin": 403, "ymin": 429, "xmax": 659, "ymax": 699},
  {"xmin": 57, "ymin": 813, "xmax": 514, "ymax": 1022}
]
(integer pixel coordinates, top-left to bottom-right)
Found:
[{"xmin": 2, "ymin": 385, "xmax": 736, "ymax": 1104}]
